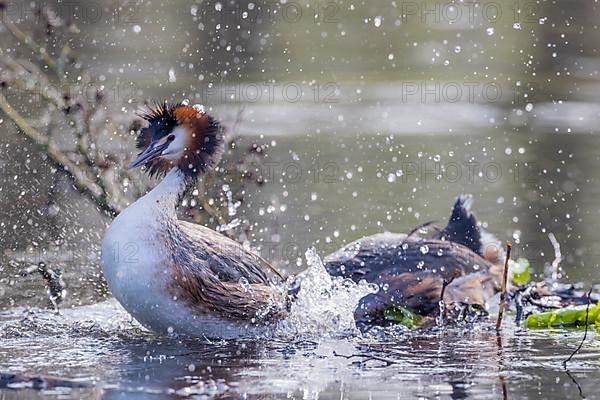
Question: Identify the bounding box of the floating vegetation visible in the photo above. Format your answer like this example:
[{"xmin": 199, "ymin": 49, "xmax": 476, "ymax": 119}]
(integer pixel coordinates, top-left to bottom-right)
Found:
[
  {"xmin": 526, "ymin": 302, "xmax": 600, "ymax": 329},
  {"xmin": 378, "ymin": 246, "xmax": 597, "ymax": 333}
]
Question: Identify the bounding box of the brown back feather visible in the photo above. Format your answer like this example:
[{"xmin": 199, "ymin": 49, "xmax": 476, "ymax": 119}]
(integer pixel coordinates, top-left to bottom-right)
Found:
[{"xmin": 164, "ymin": 220, "xmax": 286, "ymax": 322}]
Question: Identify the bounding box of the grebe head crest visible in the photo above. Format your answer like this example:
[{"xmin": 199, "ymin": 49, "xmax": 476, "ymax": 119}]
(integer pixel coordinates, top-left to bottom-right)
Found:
[{"xmin": 129, "ymin": 102, "xmax": 225, "ymax": 177}]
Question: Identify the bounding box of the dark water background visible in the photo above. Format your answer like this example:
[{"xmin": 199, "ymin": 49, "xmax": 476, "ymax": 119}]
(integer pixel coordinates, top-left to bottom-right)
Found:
[{"xmin": 1, "ymin": 0, "xmax": 600, "ymax": 398}]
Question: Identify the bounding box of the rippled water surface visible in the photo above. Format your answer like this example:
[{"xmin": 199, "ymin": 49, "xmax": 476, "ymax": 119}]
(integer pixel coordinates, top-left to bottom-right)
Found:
[{"xmin": 1, "ymin": 300, "xmax": 600, "ymax": 399}]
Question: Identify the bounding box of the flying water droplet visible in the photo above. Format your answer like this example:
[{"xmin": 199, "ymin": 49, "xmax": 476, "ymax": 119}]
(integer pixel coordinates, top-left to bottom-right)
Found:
[{"xmin": 168, "ymin": 68, "xmax": 176, "ymax": 83}]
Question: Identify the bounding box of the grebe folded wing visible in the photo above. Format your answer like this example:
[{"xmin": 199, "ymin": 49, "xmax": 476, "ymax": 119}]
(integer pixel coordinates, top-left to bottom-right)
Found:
[
  {"xmin": 178, "ymin": 220, "xmax": 283, "ymax": 284},
  {"xmin": 165, "ymin": 220, "xmax": 287, "ymax": 321}
]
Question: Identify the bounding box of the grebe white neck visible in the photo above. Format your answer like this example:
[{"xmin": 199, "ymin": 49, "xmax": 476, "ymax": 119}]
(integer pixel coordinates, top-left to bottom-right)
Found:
[{"xmin": 139, "ymin": 168, "xmax": 187, "ymax": 217}]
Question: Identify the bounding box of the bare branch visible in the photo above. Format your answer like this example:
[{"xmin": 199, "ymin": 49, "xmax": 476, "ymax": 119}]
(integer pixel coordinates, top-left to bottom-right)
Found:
[
  {"xmin": 3, "ymin": 19, "xmax": 57, "ymax": 71},
  {"xmin": 0, "ymin": 93, "xmax": 120, "ymax": 216}
]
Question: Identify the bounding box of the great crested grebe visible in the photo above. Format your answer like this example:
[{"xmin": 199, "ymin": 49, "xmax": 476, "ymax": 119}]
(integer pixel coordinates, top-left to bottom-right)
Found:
[
  {"xmin": 101, "ymin": 103, "xmax": 287, "ymax": 338},
  {"xmin": 101, "ymin": 102, "xmax": 503, "ymax": 338},
  {"xmin": 325, "ymin": 195, "xmax": 505, "ymax": 328}
]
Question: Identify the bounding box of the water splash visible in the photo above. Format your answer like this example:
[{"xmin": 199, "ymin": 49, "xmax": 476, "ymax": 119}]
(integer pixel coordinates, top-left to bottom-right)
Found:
[
  {"xmin": 222, "ymin": 184, "xmax": 241, "ymax": 217},
  {"xmin": 436, "ymin": 299, "xmax": 446, "ymax": 327},
  {"xmin": 277, "ymin": 248, "xmax": 378, "ymax": 339},
  {"xmin": 216, "ymin": 218, "xmax": 241, "ymax": 232},
  {"xmin": 216, "ymin": 185, "xmax": 242, "ymax": 232}
]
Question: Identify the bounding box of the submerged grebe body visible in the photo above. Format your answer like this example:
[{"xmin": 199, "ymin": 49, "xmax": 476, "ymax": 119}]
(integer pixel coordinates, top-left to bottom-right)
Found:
[
  {"xmin": 325, "ymin": 196, "xmax": 505, "ymax": 328},
  {"xmin": 101, "ymin": 104, "xmax": 285, "ymax": 338}
]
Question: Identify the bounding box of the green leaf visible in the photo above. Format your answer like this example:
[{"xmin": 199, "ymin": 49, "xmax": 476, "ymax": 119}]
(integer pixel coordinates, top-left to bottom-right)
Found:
[
  {"xmin": 526, "ymin": 302, "xmax": 600, "ymax": 329},
  {"xmin": 384, "ymin": 306, "xmax": 423, "ymax": 329}
]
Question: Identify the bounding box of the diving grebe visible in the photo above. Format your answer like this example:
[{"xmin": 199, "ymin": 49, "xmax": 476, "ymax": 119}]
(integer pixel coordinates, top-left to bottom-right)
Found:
[
  {"xmin": 324, "ymin": 196, "xmax": 505, "ymax": 328},
  {"xmin": 101, "ymin": 103, "xmax": 286, "ymax": 339}
]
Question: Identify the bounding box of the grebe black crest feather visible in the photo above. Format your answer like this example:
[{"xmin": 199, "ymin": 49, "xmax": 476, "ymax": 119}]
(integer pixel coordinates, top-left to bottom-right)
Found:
[
  {"xmin": 433, "ymin": 194, "xmax": 482, "ymax": 256},
  {"xmin": 134, "ymin": 102, "xmax": 225, "ymax": 178}
]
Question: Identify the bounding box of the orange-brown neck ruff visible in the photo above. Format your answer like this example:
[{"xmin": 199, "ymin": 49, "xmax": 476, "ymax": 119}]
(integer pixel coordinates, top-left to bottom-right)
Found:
[{"xmin": 172, "ymin": 106, "xmax": 224, "ymax": 175}]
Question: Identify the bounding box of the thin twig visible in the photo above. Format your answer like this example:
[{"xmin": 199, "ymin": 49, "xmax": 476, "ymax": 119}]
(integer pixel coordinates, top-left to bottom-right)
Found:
[
  {"xmin": 332, "ymin": 351, "xmax": 399, "ymax": 366},
  {"xmin": 563, "ymin": 288, "xmax": 593, "ymax": 367},
  {"xmin": 439, "ymin": 269, "xmax": 460, "ymax": 321},
  {"xmin": 564, "ymin": 368, "xmax": 586, "ymax": 399},
  {"xmin": 405, "ymin": 220, "xmax": 439, "ymax": 240},
  {"xmin": 229, "ymin": 106, "xmax": 246, "ymax": 136},
  {"xmin": 496, "ymin": 242, "xmax": 512, "ymax": 331}
]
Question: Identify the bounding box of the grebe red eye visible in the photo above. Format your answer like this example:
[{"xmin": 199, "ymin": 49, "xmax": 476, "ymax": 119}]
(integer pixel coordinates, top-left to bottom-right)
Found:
[{"xmin": 167, "ymin": 134, "xmax": 175, "ymax": 142}]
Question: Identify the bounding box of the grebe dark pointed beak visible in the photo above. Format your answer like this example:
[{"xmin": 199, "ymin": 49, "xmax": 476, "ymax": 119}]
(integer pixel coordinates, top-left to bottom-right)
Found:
[{"xmin": 128, "ymin": 140, "xmax": 170, "ymax": 169}]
